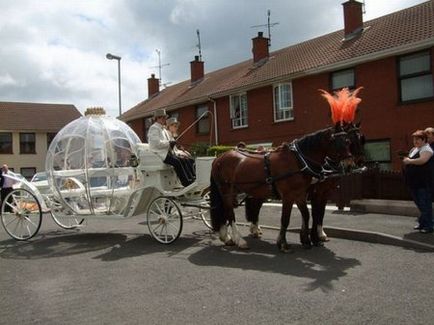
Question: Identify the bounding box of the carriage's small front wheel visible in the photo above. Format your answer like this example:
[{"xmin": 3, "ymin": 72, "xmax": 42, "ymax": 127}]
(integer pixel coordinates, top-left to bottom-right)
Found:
[
  {"xmin": 49, "ymin": 198, "xmax": 84, "ymax": 229},
  {"xmin": 199, "ymin": 190, "xmax": 212, "ymax": 230},
  {"xmin": 147, "ymin": 197, "xmax": 183, "ymax": 244},
  {"xmin": 1, "ymin": 188, "xmax": 42, "ymax": 241}
]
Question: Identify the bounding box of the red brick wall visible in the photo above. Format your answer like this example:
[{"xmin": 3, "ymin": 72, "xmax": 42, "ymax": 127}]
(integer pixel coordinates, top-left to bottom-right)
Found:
[{"xmin": 128, "ymin": 47, "xmax": 434, "ymax": 170}]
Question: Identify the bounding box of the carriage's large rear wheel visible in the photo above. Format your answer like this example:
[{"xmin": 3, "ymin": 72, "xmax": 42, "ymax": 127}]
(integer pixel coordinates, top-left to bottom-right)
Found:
[
  {"xmin": 147, "ymin": 196, "xmax": 182, "ymax": 244},
  {"xmin": 1, "ymin": 188, "xmax": 42, "ymax": 240}
]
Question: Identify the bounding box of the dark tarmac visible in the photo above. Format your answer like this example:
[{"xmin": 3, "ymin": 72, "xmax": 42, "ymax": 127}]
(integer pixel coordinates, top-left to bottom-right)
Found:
[{"xmin": 0, "ymin": 204, "xmax": 433, "ymax": 325}]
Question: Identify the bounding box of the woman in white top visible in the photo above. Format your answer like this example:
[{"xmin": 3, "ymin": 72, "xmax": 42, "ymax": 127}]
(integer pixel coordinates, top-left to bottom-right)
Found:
[{"xmin": 403, "ymin": 130, "xmax": 433, "ymax": 233}]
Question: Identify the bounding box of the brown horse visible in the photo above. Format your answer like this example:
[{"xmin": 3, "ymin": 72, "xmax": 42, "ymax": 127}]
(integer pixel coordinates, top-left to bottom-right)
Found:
[
  {"xmin": 210, "ymin": 124, "xmax": 352, "ymax": 252},
  {"xmin": 245, "ymin": 122, "xmax": 366, "ymax": 247}
]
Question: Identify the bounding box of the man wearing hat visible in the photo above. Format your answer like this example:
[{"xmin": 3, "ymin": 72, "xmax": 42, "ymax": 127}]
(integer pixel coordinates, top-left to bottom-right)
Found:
[{"xmin": 147, "ymin": 109, "xmax": 194, "ymax": 186}]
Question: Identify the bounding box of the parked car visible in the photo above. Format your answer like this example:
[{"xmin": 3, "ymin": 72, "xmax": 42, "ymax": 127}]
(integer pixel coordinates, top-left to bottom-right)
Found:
[{"xmin": 30, "ymin": 172, "xmax": 50, "ymax": 194}]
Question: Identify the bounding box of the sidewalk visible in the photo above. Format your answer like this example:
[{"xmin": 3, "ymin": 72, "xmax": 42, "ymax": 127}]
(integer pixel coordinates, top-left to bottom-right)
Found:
[{"xmin": 236, "ymin": 202, "xmax": 434, "ymax": 252}]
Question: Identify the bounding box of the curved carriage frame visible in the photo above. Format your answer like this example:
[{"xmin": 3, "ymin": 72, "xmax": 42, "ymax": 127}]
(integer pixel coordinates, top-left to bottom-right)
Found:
[{"xmin": 0, "ymin": 145, "xmax": 214, "ymax": 244}]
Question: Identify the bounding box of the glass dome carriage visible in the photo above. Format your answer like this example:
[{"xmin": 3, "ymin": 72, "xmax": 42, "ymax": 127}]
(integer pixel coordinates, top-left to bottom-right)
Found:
[{"xmin": 45, "ymin": 108, "xmax": 142, "ymax": 216}]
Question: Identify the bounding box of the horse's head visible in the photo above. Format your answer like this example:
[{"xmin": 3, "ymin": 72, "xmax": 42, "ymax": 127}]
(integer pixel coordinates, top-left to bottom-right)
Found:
[
  {"xmin": 343, "ymin": 122, "xmax": 365, "ymax": 167},
  {"xmin": 326, "ymin": 123, "xmax": 352, "ymax": 162}
]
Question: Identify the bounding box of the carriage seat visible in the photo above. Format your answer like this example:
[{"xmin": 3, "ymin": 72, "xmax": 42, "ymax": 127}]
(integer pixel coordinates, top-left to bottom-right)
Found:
[{"xmin": 135, "ymin": 143, "xmax": 172, "ymax": 172}]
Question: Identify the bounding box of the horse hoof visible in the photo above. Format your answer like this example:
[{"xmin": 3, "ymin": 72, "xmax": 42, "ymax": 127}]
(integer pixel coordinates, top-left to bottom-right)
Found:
[
  {"xmin": 238, "ymin": 242, "xmax": 249, "ymax": 250},
  {"xmin": 225, "ymin": 239, "xmax": 236, "ymax": 246},
  {"xmin": 313, "ymin": 241, "xmax": 324, "ymax": 247},
  {"xmin": 319, "ymin": 236, "xmax": 330, "ymax": 242},
  {"xmin": 302, "ymin": 242, "xmax": 312, "ymax": 249},
  {"xmin": 278, "ymin": 243, "xmax": 292, "ymax": 253},
  {"xmin": 250, "ymin": 232, "xmax": 261, "ymax": 239}
]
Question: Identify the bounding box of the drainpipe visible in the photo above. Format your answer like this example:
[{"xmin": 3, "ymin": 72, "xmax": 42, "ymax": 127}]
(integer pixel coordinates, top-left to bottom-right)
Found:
[{"xmin": 208, "ymin": 97, "xmax": 218, "ymax": 145}]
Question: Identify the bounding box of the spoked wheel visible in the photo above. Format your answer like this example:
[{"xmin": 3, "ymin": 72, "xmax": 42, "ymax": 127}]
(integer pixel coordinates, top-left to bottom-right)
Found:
[
  {"xmin": 147, "ymin": 196, "xmax": 183, "ymax": 244},
  {"xmin": 1, "ymin": 188, "xmax": 42, "ymax": 241},
  {"xmin": 199, "ymin": 190, "xmax": 212, "ymax": 230},
  {"xmin": 49, "ymin": 198, "xmax": 84, "ymax": 229}
]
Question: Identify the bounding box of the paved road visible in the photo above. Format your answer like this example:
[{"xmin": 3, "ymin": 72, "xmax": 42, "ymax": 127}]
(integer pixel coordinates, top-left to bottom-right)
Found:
[{"xmin": 1, "ymin": 206, "xmax": 433, "ymax": 325}]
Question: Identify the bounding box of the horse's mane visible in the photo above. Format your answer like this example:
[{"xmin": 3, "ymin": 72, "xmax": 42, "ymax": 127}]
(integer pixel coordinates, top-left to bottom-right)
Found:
[{"xmin": 295, "ymin": 127, "xmax": 332, "ymax": 151}]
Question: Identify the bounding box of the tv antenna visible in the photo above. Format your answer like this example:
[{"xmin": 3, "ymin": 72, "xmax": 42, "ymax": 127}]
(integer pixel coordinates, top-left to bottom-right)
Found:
[
  {"xmin": 150, "ymin": 49, "xmax": 170, "ymax": 87},
  {"xmin": 196, "ymin": 29, "xmax": 203, "ymax": 61},
  {"xmin": 251, "ymin": 9, "xmax": 279, "ymax": 48}
]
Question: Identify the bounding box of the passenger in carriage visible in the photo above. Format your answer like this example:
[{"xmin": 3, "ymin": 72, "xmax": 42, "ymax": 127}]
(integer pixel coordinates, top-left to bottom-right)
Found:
[
  {"xmin": 147, "ymin": 109, "xmax": 195, "ymax": 187},
  {"xmin": 166, "ymin": 117, "xmax": 195, "ymax": 182}
]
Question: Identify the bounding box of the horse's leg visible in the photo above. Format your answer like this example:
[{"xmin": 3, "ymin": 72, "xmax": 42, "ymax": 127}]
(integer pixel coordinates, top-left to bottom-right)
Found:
[
  {"xmin": 276, "ymin": 199, "xmax": 293, "ymax": 252},
  {"xmin": 297, "ymin": 201, "xmax": 312, "ymax": 249},
  {"xmin": 310, "ymin": 196, "xmax": 326, "ymax": 246},
  {"xmin": 245, "ymin": 197, "xmax": 264, "ymax": 238}
]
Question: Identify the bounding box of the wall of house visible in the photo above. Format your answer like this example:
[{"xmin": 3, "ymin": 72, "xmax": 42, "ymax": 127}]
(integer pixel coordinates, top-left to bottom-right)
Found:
[
  {"xmin": 128, "ymin": 48, "xmax": 434, "ymax": 171},
  {"xmin": 127, "ymin": 118, "xmax": 145, "ymax": 141},
  {"xmin": 0, "ymin": 132, "xmax": 49, "ymax": 176},
  {"xmin": 214, "ymin": 50, "xmax": 434, "ymax": 170}
]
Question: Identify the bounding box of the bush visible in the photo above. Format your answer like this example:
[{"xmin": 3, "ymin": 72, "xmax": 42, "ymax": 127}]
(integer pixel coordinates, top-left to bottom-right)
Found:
[
  {"xmin": 189, "ymin": 142, "xmax": 210, "ymax": 157},
  {"xmin": 207, "ymin": 145, "xmax": 234, "ymax": 156}
]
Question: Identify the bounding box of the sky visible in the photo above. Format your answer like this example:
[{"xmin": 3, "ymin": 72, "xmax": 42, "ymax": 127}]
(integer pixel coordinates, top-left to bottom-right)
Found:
[{"xmin": 0, "ymin": 0, "xmax": 428, "ymax": 118}]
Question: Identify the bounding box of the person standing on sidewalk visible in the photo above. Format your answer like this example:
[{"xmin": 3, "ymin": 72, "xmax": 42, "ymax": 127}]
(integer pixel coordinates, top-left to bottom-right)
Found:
[
  {"xmin": 1, "ymin": 164, "xmax": 15, "ymax": 212},
  {"xmin": 425, "ymin": 127, "xmax": 434, "ymax": 201},
  {"xmin": 403, "ymin": 130, "xmax": 433, "ymax": 233}
]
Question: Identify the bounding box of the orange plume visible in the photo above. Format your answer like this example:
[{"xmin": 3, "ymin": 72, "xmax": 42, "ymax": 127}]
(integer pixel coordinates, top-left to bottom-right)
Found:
[{"xmin": 319, "ymin": 87, "xmax": 363, "ymax": 124}]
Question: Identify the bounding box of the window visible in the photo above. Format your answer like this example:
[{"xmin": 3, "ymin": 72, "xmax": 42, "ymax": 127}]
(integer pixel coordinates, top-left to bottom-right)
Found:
[
  {"xmin": 364, "ymin": 140, "xmax": 391, "ymax": 170},
  {"xmin": 20, "ymin": 133, "xmax": 36, "ymax": 154},
  {"xmin": 273, "ymin": 82, "xmax": 293, "ymax": 121},
  {"xmin": 196, "ymin": 104, "xmax": 209, "ymax": 134},
  {"xmin": 0, "ymin": 132, "xmax": 12, "ymax": 154},
  {"xmin": 47, "ymin": 132, "xmax": 56, "ymax": 149},
  {"xmin": 230, "ymin": 93, "xmax": 248, "ymax": 128},
  {"xmin": 20, "ymin": 167, "xmax": 36, "ymax": 181},
  {"xmin": 399, "ymin": 51, "xmax": 433, "ymax": 102},
  {"xmin": 331, "ymin": 68, "xmax": 355, "ymax": 90}
]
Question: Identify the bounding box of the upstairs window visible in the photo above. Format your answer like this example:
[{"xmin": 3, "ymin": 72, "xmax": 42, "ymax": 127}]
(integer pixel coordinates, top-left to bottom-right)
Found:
[
  {"xmin": 0, "ymin": 133, "xmax": 12, "ymax": 154},
  {"xmin": 273, "ymin": 82, "xmax": 293, "ymax": 122},
  {"xmin": 196, "ymin": 104, "xmax": 209, "ymax": 134},
  {"xmin": 331, "ymin": 68, "xmax": 355, "ymax": 90},
  {"xmin": 230, "ymin": 93, "xmax": 248, "ymax": 129},
  {"xmin": 20, "ymin": 133, "xmax": 36, "ymax": 154},
  {"xmin": 399, "ymin": 50, "xmax": 433, "ymax": 102}
]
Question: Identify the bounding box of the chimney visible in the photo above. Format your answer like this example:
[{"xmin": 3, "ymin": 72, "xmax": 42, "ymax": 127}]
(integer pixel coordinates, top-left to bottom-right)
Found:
[
  {"xmin": 252, "ymin": 32, "xmax": 269, "ymax": 63},
  {"xmin": 342, "ymin": 0, "xmax": 363, "ymax": 37},
  {"xmin": 190, "ymin": 56, "xmax": 204, "ymax": 83},
  {"xmin": 147, "ymin": 74, "xmax": 159, "ymax": 98}
]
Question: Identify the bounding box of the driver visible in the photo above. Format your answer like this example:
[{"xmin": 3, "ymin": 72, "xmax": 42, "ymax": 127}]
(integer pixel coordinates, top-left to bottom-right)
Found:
[{"xmin": 147, "ymin": 109, "xmax": 194, "ymax": 187}]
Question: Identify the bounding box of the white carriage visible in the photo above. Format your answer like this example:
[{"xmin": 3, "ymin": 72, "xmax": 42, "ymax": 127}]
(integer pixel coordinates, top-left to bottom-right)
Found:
[{"xmin": 0, "ymin": 108, "xmax": 214, "ymax": 244}]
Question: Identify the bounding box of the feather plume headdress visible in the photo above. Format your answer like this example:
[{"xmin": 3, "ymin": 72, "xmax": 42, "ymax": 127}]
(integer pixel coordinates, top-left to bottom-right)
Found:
[{"xmin": 319, "ymin": 87, "xmax": 363, "ymax": 124}]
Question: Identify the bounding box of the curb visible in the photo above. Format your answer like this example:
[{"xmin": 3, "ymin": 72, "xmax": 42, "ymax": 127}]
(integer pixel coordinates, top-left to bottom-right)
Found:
[{"xmin": 236, "ymin": 222, "xmax": 434, "ymax": 252}]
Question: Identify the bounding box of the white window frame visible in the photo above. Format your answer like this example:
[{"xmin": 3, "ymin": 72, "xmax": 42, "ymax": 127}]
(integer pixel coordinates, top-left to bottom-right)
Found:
[
  {"xmin": 398, "ymin": 50, "xmax": 434, "ymax": 102},
  {"xmin": 230, "ymin": 93, "xmax": 248, "ymax": 129},
  {"xmin": 273, "ymin": 82, "xmax": 293, "ymax": 122}
]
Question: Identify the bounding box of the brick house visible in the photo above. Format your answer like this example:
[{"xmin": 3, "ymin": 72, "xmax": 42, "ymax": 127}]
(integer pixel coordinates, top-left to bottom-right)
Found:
[
  {"xmin": 0, "ymin": 102, "xmax": 81, "ymax": 179},
  {"xmin": 122, "ymin": 0, "xmax": 434, "ymax": 171}
]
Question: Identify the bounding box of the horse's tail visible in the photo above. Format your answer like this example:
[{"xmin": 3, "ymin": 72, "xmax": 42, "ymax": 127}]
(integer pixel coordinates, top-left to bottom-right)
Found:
[{"xmin": 210, "ymin": 174, "xmax": 225, "ymax": 232}]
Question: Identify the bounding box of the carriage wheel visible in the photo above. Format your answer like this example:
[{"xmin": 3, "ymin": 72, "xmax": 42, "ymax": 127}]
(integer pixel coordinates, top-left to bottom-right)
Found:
[
  {"xmin": 147, "ymin": 197, "xmax": 183, "ymax": 244},
  {"xmin": 0, "ymin": 188, "xmax": 42, "ymax": 241},
  {"xmin": 199, "ymin": 190, "xmax": 212, "ymax": 230},
  {"xmin": 50, "ymin": 198, "xmax": 84, "ymax": 229}
]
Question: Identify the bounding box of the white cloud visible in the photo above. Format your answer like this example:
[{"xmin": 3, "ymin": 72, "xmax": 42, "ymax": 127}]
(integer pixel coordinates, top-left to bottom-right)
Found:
[{"xmin": 0, "ymin": 0, "xmax": 427, "ymax": 118}]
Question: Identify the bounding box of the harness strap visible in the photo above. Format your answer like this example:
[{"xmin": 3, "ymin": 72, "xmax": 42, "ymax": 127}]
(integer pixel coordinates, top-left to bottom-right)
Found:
[{"xmin": 263, "ymin": 152, "xmax": 280, "ymax": 199}]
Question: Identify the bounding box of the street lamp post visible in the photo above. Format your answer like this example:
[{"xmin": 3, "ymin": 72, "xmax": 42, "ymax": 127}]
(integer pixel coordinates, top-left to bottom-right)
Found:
[{"xmin": 106, "ymin": 53, "xmax": 122, "ymax": 117}]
